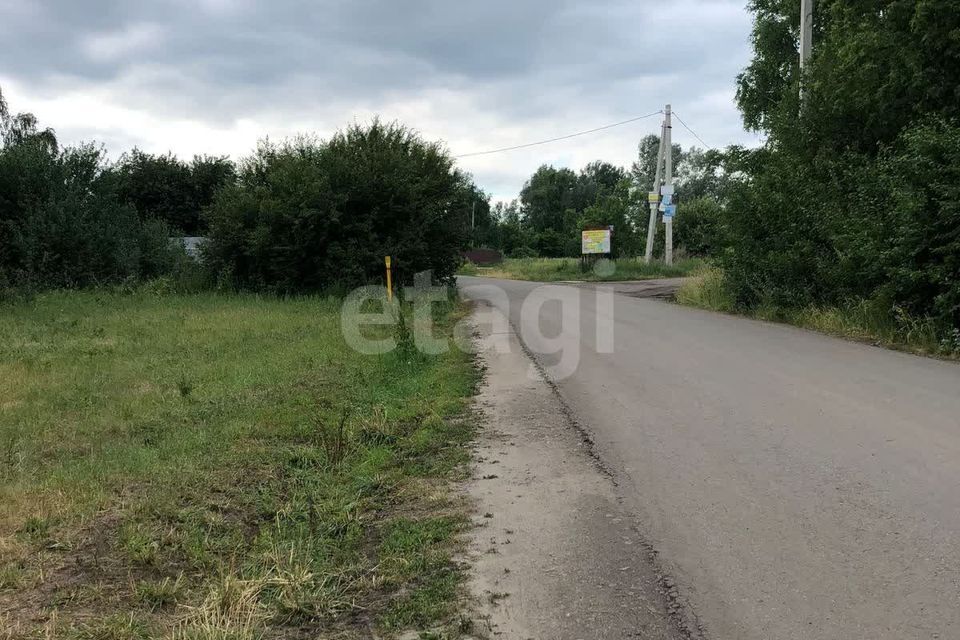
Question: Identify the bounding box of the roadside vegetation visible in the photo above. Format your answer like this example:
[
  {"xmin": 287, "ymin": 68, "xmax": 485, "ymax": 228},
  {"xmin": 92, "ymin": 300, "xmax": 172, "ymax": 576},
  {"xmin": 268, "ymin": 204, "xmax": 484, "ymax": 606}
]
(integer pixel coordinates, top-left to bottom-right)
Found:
[
  {"xmin": 460, "ymin": 257, "xmax": 703, "ymax": 282},
  {"xmin": 204, "ymin": 124, "xmax": 475, "ymax": 293},
  {"xmin": 1, "ymin": 86, "xmax": 484, "ymax": 638},
  {"xmin": 462, "ymin": 4, "xmax": 960, "ymax": 356},
  {"xmin": 0, "ymin": 290, "xmax": 477, "ymax": 638},
  {"xmin": 679, "ymin": 269, "xmax": 960, "ymax": 358},
  {"xmin": 706, "ymin": 1, "xmax": 960, "ymax": 353}
]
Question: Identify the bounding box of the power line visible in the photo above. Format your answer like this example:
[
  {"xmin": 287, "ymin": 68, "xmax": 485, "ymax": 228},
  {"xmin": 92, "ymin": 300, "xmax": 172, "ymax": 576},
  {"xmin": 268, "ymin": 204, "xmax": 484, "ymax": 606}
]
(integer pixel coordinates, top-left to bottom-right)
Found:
[
  {"xmin": 671, "ymin": 111, "xmax": 711, "ymax": 149},
  {"xmin": 454, "ymin": 110, "xmax": 663, "ymax": 158}
]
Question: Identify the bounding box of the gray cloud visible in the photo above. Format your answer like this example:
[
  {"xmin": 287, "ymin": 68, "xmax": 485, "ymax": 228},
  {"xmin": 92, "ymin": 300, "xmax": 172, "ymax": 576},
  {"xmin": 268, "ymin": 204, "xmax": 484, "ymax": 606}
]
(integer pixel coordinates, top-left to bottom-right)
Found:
[{"xmin": 0, "ymin": 0, "xmax": 760, "ymax": 199}]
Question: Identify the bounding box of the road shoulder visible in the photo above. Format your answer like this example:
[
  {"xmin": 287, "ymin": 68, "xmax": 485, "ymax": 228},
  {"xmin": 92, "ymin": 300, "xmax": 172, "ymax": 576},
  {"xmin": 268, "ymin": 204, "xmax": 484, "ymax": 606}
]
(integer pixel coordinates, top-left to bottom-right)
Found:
[{"xmin": 463, "ymin": 301, "xmax": 686, "ymax": 639}]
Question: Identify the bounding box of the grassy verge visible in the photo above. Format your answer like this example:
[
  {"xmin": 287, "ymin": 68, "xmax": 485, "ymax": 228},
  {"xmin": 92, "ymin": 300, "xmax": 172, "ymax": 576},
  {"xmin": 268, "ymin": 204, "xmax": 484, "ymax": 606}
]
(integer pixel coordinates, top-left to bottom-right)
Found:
[
  {"xmin": 458, "ymin": 257, "xmax": 703, "ymax": 282},
  {"xmin": 677, "ymin": 268, "xmax": 960, "ymax": 357},
  {"xmin": 0, "ymin": 290, "xmax": 478, "ymax": 639}
]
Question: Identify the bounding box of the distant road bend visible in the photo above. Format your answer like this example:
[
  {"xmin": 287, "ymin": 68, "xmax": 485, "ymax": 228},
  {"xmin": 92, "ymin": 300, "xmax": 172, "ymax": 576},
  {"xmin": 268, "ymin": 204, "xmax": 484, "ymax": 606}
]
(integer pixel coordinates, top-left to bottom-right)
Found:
[{"xmin": 459, "ymin": 275, "xmax": 960, "ymax": 640}]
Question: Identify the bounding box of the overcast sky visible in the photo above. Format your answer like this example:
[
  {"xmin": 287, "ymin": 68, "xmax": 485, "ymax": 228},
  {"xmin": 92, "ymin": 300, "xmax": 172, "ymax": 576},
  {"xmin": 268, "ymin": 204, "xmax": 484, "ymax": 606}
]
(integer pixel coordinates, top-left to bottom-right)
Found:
[{"xmin": 0, "ymin": 0, "xmax": 761, "ymax": 201}]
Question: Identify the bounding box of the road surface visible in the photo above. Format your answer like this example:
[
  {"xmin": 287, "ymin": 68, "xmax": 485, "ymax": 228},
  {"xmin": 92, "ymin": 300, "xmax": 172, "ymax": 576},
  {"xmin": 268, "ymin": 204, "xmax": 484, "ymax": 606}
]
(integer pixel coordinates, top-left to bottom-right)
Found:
[{"xmin": 459, "ymin": 276, "xmax": 960, "ymax": 640}]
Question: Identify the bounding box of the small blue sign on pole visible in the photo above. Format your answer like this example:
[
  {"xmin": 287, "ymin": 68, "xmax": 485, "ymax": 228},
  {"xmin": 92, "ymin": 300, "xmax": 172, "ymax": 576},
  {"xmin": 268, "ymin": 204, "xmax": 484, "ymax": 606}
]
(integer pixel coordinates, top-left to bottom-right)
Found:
[{"xmin": 663, "ymin": 204, "xmax": 677, "ymax": 218}]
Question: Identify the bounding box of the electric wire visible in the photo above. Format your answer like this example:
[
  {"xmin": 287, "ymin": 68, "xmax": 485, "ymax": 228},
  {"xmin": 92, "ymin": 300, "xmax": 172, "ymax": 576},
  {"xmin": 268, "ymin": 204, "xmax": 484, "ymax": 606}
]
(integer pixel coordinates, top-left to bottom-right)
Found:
[
  {"xmin": 454, "ymin": 110, "xmax": 664, "ymax": 158},
  {"xmin": 671, "ymin": 110, "xmax": 711, "ymax": 149}
]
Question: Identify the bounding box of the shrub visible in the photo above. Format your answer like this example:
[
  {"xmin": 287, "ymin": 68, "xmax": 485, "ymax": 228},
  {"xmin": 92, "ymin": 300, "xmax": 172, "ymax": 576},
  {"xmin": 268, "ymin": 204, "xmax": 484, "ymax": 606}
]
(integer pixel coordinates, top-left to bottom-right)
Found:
[
  {"xmin": 876, "ymin": 119, "xmax": 960, "ymax": 329},
  {"xmin": 0, "ymin": 139, "xmax": 178, "ymax": 291},
  {"xmin": 203, "ymin": 122, "xmax": 473, "ymax": 293},
  {"xmin": 532, "ymin": 228, "xmax": 566, "ymax": 258},
  {"xmin": 111, "ymin": 150, "xmax": 235, "ymax": 236},
  {"xmin": 674, "ymin": 196, "xmax": 723, "ymax": 257},
  {"xmin": 508, "ymin": 246, "xmax": 538, "ymax": 259},
  {"xmin": 720, "ymin": 119, "xmax": 960, "ymax": 333}
]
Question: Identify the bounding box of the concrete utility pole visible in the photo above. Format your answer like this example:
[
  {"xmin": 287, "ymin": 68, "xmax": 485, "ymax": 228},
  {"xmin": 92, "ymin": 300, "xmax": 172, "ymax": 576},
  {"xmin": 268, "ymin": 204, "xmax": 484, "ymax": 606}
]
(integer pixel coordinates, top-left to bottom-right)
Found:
[
  {"xmin": 643, "ymin": 116, "xmax": 667, "ymax": 264},
  {"xmin": 663, "ymin": 105, "xmax": 674, "ymax": 266},
  {"xmin": 800, "ymin": 0, "xmax": 813, "ymax": 71}
]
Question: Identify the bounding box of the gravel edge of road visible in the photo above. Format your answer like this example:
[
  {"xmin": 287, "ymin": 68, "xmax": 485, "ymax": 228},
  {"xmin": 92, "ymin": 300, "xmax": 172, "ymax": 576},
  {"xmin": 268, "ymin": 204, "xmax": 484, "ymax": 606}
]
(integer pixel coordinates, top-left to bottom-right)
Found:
[{"xmin": 462, "ymin": 301, "xmax": 706, "ymax": 640}]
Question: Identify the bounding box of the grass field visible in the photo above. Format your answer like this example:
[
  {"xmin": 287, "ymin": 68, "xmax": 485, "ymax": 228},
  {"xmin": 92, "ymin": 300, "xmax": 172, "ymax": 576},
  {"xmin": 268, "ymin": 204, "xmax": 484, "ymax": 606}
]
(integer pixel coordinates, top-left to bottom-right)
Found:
[
  {"xmin": 459, "ymin": 257, "xmax": 703, "ymax": 282},
  {"xmin": 0, "ymin": 290, "xmax": 477, "ymax": 639}
]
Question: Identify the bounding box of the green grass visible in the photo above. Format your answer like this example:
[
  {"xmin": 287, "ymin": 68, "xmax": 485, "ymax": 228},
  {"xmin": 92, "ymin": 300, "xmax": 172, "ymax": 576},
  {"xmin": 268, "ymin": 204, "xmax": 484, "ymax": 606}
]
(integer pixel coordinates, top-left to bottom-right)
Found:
[
  {"xmin": 0, "ymin": 289, "xmax": 478, "ymax": 639},
  {"xmin": 675, "ymin": 266, "xmax": 735, "ymax": 312},
  {"xmin": 459, "ymin": 256, "xmax": 703, "ymax": 282},
  {"xmin": 677, "ymin": 267, "xmax": 960, "ymax": 357}
]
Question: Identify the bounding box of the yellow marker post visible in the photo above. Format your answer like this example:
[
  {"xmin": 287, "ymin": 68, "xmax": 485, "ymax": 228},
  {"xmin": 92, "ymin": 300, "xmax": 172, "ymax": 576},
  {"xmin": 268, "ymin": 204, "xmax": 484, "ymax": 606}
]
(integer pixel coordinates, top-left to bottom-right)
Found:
[{"xmin": 385, "ymin": 256, "xmax": 393, "ymax": 301}]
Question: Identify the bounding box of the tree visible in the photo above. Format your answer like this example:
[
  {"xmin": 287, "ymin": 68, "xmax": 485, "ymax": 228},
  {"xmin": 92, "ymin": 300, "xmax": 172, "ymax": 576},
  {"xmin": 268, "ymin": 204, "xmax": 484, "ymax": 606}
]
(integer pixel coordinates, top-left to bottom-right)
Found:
[
  {"xmin": 490, "ymin": 200, "xmax": 533, "ymax": 256},
  {"xmin": 112, "ymin": 150, "xmax": 234, "ymax": 235},
  {"xmin": 520, "ymin": 165, "xmax": 579, "ymax": 234},
  {"xmin": 737, "ymin": 0, "xmax": 960, "ymax": 154},
  {"xmin": 511, "ymin": 148, "xmax": 731, "ymax": 260},
  {"xmin": 516, "ymin": 162, "xmax": 635, "ymax": 257},
  {"xmin": 673, "ymin": 197, "xmax": 724, "ymax": 257},
  {"xmin": 0, "ymin": 86, "xmax": 56, "ymax": 152},
  {"xmin": 204, "ymin": 121, "xmax": 473, "ymax": 293},
  {"xmin": 735, "ymin": 0, "xmax": 805, "ymax": 134},
  {"xmin": 113, "ymin": 150, "xmax": 194, "ymax": 233},
  {"xmin": 677, "ymin": 147, "xmax": 731, "ymax": 202},
  {"xmin": 190, "ymin": 155, "xmax": 236, "ymax": 228},
  {"xmin": 577, "ymin": 161, "xmax": 627, "ymax": 209},
  {"xmin": 721, "ymin": 0, "xmax": 960, "ymax": 333},
  {"xmin": 464, "ymin": 184, "xmax": 495, "ymax": 249},
  {"xmin": 631, "ymin": 134, "xmax": 684, "ymax": 193},
  {"xmin": 0, "ymin": 85, "xmax": 185, "ymax": 293}
]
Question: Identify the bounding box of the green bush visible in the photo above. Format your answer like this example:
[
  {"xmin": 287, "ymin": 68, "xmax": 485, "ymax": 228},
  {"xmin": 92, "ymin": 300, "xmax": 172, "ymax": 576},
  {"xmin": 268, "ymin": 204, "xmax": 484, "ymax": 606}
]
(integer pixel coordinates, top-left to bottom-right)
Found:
[
  {"xmin": 203, "ymin": 122, "xmax": 473, "ymax": 293},
  {"xmin": 0, "ymin": 139, "xmax": 178, "ymax": 292},
  {"xmin": 674, "ymin": 196, "xmax": 723, "ymax": 257},
  {"xmin": 508, "ymin": 246, "xmax": 538, "ymax": 259},
  {"xmin": 720, "ymin": 119, "xmax": 960, "ymax": 332},
  {"xmin": 0, "ymin": 88, "xmax": 184, "ymax": 294},
  {"xmin": 876, "ymin": 119, "xmax": 960, "ymax": 328},
  {"xmin": 723, "ymin": 1, "xmax": 960, "ymax": 340},
  {"xmin": 111, "ymin": 150, "xmax": 235, "ymax": 235}
]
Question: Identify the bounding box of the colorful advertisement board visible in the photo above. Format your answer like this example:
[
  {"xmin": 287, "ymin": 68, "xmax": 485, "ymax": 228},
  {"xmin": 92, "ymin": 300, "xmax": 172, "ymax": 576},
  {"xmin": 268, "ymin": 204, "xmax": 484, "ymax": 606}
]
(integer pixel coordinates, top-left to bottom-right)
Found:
[{"xmin": 581, "ymin": 229, "xmax": 612, "ymax": 254}]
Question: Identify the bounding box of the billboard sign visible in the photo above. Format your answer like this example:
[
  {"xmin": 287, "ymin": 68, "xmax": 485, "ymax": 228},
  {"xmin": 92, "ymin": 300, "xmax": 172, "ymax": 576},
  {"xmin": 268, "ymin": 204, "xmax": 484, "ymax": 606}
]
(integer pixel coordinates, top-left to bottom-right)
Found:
[{"xmin": 581, "ymin": 228, "xmax": 612, "ymax": 254}]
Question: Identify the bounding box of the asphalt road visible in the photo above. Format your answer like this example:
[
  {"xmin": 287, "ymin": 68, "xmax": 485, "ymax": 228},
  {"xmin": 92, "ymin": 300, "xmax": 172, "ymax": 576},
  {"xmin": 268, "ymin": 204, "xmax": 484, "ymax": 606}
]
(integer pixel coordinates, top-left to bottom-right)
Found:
[{"xmin": 459, "ymin": 276, "xmax": 960, "ymax": 640}]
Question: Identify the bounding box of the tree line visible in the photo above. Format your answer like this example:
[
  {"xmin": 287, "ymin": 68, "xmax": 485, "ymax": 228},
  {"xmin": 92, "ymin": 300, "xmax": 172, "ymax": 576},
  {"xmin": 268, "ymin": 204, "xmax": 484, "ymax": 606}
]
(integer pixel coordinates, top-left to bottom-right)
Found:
[
  {"xmin": 470, "ymin": 139, "xmax": 730, "ymax": 260},
  {"xmin": 0, "ymin": 87, "xmax": 476, "ymax": 296},
  {"xmin": 723, "ymin": 0, "xmax": 960, "ymax": 333},
  {"xmin": 0, "ymin": 87, "xmax": 236, "ymax": 293}
]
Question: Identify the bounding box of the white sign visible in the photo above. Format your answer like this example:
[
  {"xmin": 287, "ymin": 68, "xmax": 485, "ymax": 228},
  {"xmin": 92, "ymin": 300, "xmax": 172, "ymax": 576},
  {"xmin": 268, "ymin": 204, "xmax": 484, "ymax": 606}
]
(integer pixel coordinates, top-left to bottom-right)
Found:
[{"xmin": 660, "ymin": 183, "xmax": 674, "ymax": 196}]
